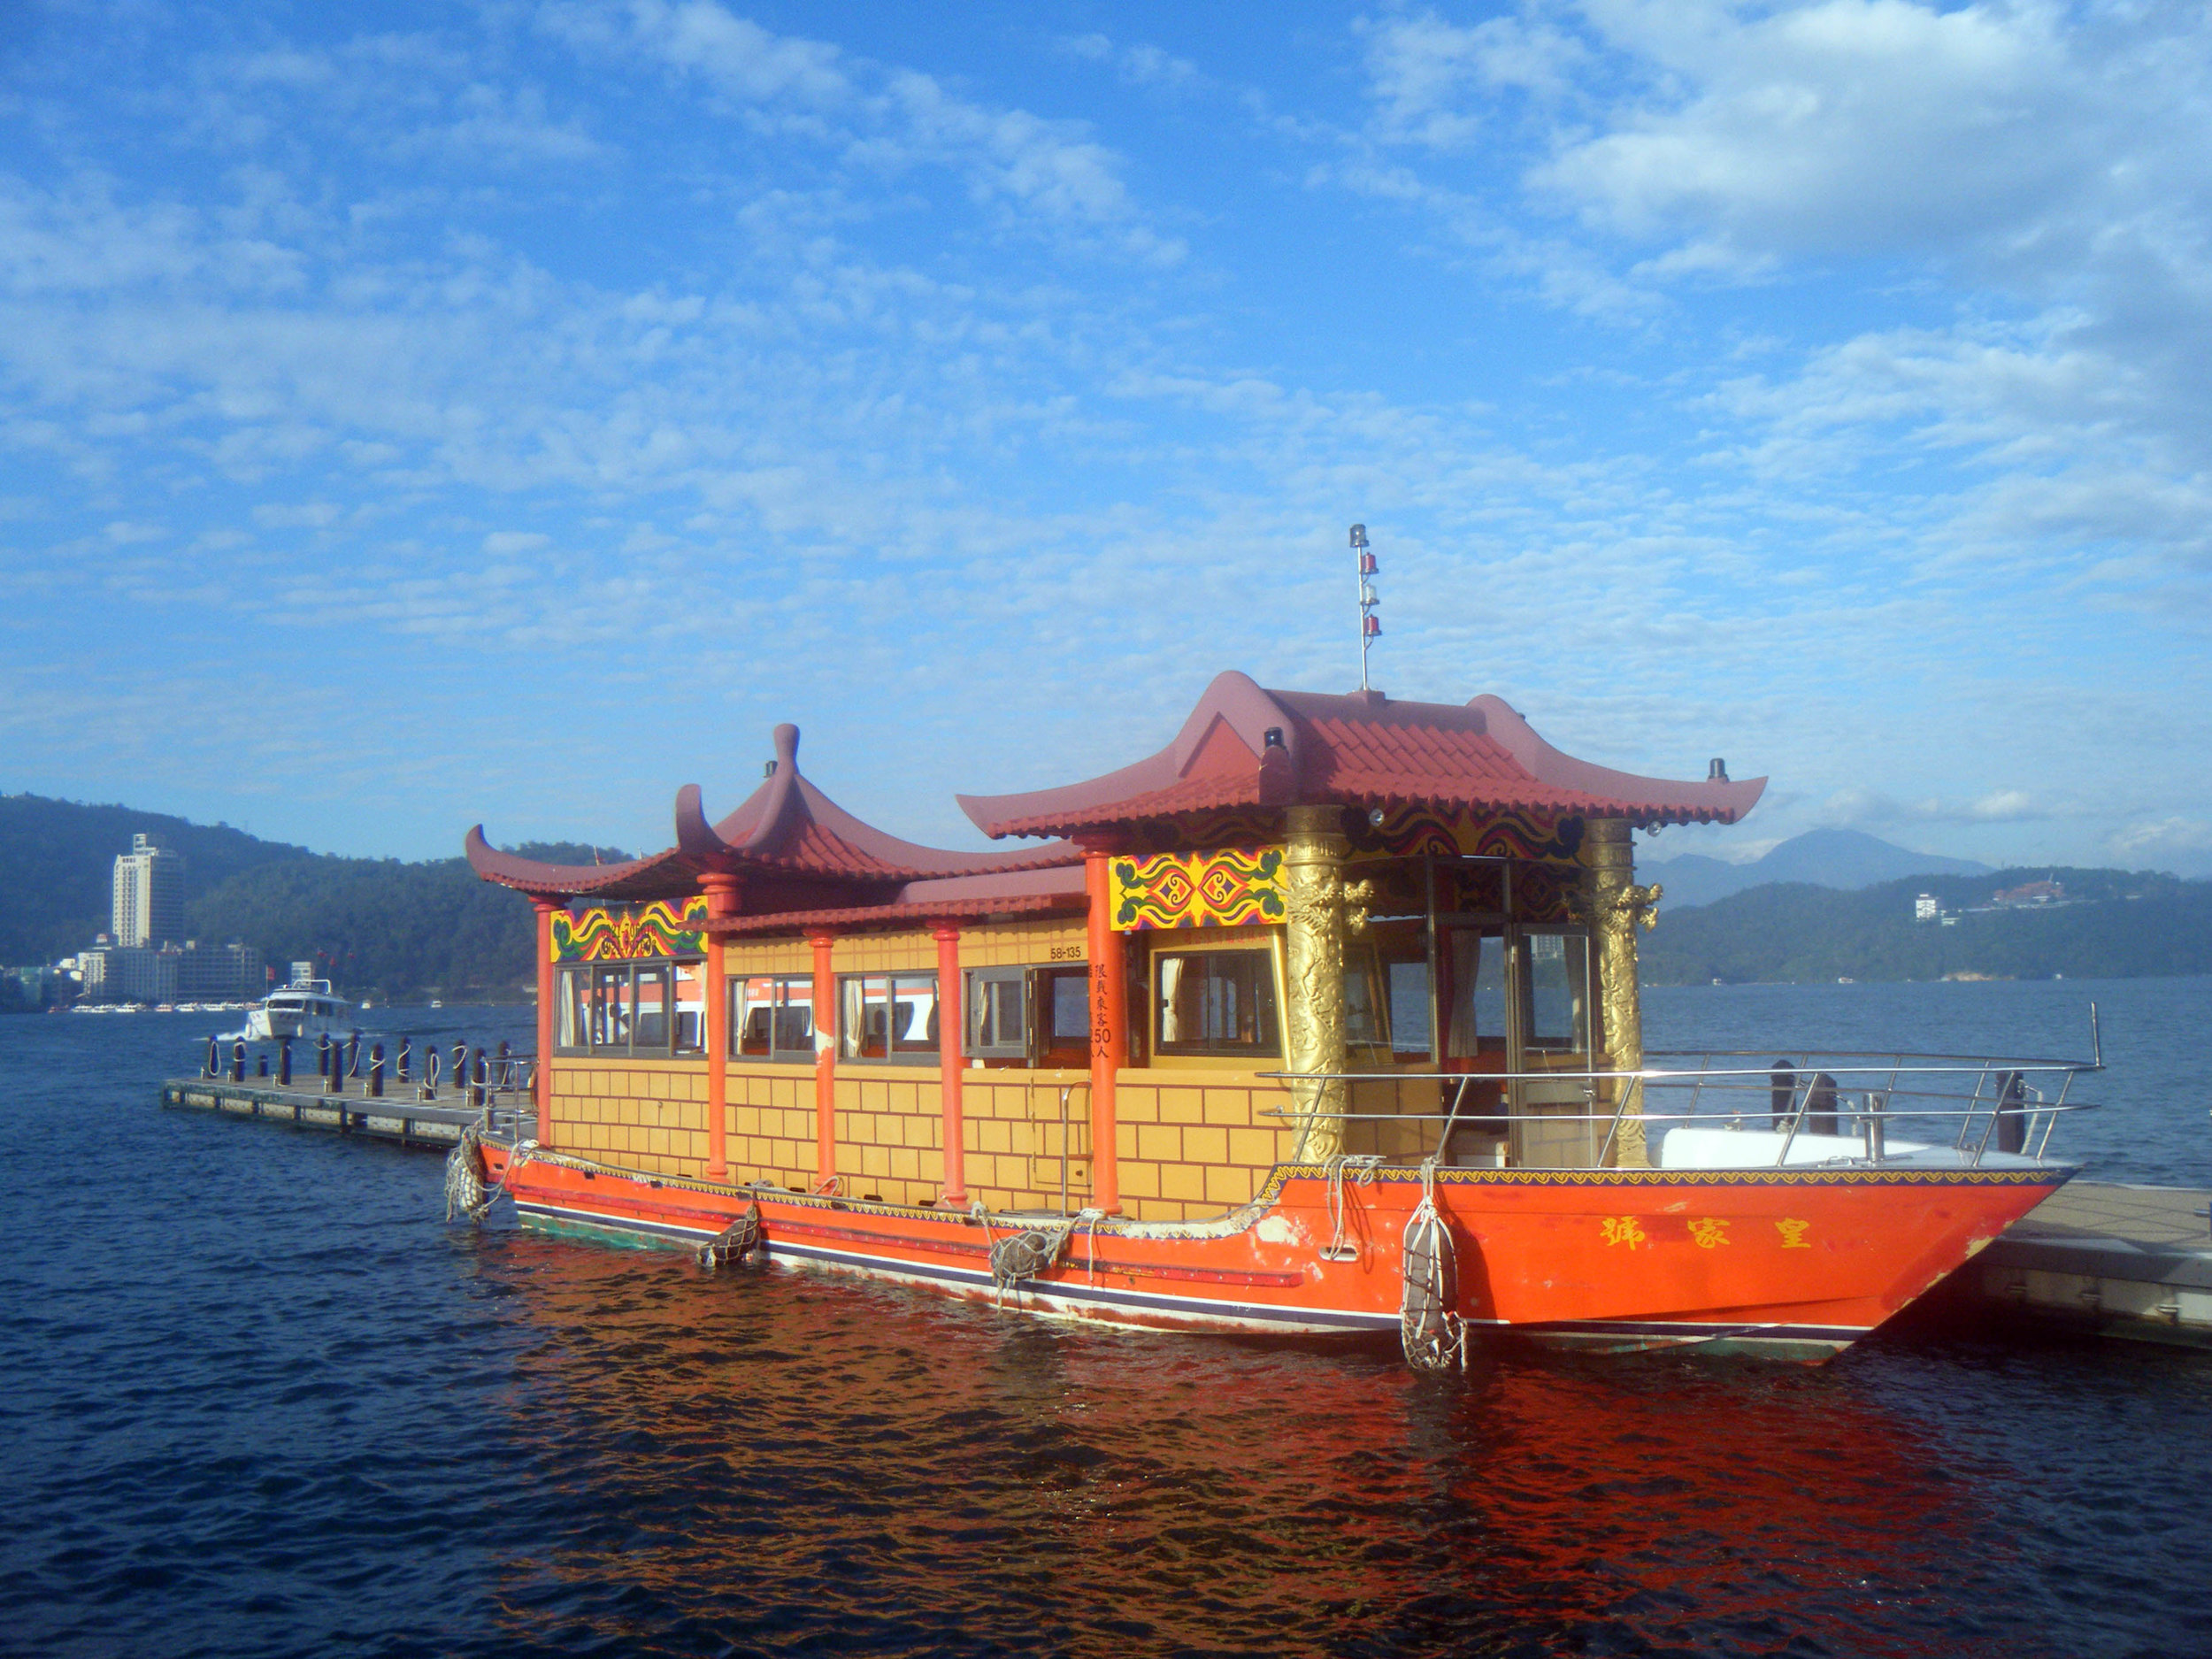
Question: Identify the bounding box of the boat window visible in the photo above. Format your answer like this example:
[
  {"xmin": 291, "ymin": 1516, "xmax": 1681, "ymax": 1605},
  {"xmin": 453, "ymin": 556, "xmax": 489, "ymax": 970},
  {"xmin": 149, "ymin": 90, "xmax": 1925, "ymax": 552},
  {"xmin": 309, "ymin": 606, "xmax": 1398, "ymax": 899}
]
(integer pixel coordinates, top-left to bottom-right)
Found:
[
  {"xmin": 672, "ymin": 960, "xmax": 704, "ymax": 1054},
  {"xmin": 961, "ymin": 964, "xmax": 1091, "ymax": 1065},
  {"xmin": 966, "ymin": 967, "xmax": 1025, "ymax": 1059},
  {"xmin": 1523, "ymin": 931, "xmax": 1591, "ymax": 1053},
  {"xmin": 1154, "ymin": 949, "xmax": 1279, "ymax": 1057},
  {"xmin": 1443, "ymin": 931, "xmax": 1507, "ymax": 1062},
  {"xmin": 840, "ymin": 972, "xmax": 938, "ymax": 1064},
  {"xmin": 558, "ymin": 968, "xmax": 589, "ymax": 1050},
  {"xmin": 591, "ymin": 965, "xmax": 630, "ymax": 1051},
  {"xmin": 1042, "ymin": 967, "xmax": 1090, "ymax": 1067},
  {"xmin": 734, "ymin": 975, "xmax": 815, "ymax": 1062},
  {"xmin": 1384, "ymin": 957, "xmax": 1432, "ymax": 1061},
  {"xmin": 556, "ymin": 959, "xmax": 706, "ymax": 1056},
  {"xmin": 1344, "ymin": 947, "xmax": 1386, "ymax": 1049},
  {"xmin": 634, "ymin": 964, "xmax": 672, "ymax": 1049}
]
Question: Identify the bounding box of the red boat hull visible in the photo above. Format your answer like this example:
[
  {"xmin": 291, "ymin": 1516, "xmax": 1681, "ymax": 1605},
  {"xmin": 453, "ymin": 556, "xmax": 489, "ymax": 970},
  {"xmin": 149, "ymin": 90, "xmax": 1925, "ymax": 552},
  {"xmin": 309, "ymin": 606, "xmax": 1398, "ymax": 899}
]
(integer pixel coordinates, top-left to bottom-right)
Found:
[{"xmin": 483, "ymin": 1142, "xmax": 2067, "ymax": 1360}]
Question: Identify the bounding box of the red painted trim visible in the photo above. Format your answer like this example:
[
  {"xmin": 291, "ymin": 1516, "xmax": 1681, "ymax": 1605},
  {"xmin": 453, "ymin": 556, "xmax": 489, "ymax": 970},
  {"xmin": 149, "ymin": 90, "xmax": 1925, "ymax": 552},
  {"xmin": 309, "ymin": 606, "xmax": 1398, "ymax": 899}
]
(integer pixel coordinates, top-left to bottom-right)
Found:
[
  {"xmin": 810, "ymin": 933, "xmax": 837, "ymax": 1189},
  {"xmin": 532, "ymin": 899, "xmax": 557, "ymax": 1145},
  {"xmin": 933, "ymin": 924, "xmax": 968, "ymax": 1206},
  {"xmin": 1084, "ymin": 850, "xmax": 1123, "ymax": 1214}
]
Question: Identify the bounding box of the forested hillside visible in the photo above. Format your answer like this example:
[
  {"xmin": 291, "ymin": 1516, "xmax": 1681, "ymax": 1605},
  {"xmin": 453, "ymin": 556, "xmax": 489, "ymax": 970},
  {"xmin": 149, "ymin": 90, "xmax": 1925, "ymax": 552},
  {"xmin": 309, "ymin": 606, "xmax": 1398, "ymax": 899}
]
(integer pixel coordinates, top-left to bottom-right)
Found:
[
  {"xmin": 1642, "ymin": 868, "xmax": 2212, "ymax": 985},
  {"xmin": 0, "ymin": 791, "xmax": 626, "ymax": 1002}
]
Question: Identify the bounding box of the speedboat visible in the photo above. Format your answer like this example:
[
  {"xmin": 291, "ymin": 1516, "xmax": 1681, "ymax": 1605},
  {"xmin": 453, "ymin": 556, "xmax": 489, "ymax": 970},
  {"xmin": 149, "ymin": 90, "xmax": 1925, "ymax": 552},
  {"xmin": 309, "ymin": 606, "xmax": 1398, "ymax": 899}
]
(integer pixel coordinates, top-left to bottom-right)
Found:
[{"xmin": 246, "ymin": 978, "xmax": 355, "ymax": 1041}]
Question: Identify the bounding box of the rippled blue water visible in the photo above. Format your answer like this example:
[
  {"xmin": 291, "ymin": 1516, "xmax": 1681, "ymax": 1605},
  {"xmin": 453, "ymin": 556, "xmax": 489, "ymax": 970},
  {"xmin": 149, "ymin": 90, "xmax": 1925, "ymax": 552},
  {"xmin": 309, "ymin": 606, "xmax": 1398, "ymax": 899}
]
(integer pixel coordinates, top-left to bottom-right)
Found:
[{"xmin": 4, "ymin": 983, "xmax": 2210, "ymax": 1658}]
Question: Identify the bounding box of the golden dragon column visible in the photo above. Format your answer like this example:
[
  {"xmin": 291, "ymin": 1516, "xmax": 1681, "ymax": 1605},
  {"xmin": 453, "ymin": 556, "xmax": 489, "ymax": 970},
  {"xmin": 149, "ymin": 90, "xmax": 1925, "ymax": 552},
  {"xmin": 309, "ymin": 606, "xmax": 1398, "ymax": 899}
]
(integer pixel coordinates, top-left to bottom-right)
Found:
[
  {"xmin": 1282, "ymin": 805, "xmax": 1351, "ymax": 1163},
  {"xmin": 1580, "ymin": 817, "xmax": 1663, "ymax": 1169}
]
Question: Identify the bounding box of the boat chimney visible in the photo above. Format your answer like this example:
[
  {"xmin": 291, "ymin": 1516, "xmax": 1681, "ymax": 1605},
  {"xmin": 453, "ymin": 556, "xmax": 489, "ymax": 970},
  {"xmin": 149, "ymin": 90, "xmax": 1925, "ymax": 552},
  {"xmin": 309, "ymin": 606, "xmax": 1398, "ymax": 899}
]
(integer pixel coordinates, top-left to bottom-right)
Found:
[{"xmin": 1708, "ymin": 758, "xmax": 1729, "ymax": 781}]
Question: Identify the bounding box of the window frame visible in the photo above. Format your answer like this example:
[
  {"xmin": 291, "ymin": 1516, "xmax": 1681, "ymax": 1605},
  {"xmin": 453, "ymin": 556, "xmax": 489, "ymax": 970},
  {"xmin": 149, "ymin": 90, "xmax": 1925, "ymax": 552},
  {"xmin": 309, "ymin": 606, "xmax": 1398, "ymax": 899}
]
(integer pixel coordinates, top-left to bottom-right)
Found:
[
  {"xmin": 961, "ymin": 963, "xmax": 1094, "ymax": 1066},
  {"xmin": 964, "ymin": 966, "xmax": 1027, "ymax": 1060},
  {"xmin": 1150, "ymin": 944, "xmax": 1284, "ymax": 1060},
  {"xmin": 730, "ymin": 973, "xmax": 818, "ymax": 1064},
  {"xmin": 554, "ymin": 957, "xmax": 706, "ymax": 1058},
  {"xmin": 838, "ymin": 971, "xmax": 941, "ymax": 1066}
]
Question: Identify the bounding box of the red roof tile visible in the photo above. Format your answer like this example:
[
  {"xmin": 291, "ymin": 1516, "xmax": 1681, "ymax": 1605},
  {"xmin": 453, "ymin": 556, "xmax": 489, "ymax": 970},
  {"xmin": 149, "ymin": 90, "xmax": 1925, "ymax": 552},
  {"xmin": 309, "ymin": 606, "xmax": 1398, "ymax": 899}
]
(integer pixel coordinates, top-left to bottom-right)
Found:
[{"xmin": 959, "ymin": 672, "xmax": 1763, "ymax": 839}]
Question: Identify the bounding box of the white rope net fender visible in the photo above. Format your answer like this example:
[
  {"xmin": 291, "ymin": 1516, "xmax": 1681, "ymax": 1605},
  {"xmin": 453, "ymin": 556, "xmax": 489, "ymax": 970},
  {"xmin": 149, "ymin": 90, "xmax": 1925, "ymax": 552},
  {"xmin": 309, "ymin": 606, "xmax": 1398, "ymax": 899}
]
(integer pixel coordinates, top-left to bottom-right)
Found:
[
  {"xmin": 443, "ymin": 1122, "xmax": 537, "ymax": 1226},
  {"xmin": 1399, "ymin": 1158, "xmax": 1468, "ymax": 1372}
]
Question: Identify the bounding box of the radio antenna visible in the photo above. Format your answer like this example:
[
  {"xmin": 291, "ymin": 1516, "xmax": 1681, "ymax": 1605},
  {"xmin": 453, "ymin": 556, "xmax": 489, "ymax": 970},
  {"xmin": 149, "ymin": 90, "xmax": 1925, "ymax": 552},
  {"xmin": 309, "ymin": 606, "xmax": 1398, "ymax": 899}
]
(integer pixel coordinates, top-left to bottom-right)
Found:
[{"xmin": 1351, "ymin": 523, "xmax": 1379, "ymax": 691}]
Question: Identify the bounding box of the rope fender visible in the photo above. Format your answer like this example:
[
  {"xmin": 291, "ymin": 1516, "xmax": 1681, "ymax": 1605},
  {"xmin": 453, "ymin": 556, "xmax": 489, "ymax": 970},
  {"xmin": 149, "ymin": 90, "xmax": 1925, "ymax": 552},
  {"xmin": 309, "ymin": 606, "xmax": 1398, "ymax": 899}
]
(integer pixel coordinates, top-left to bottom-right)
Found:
[
  {"xmin": 696, "ymin": 1202, "xmax": 764, "ymax": 1269},
  {"xmin": 1400, "ymin": 1158, "xmax": 1468, "ymax": 1372},
  {"xmin": 443, "ymin": 1123, "xmax": 536, "ymax": 1226}
]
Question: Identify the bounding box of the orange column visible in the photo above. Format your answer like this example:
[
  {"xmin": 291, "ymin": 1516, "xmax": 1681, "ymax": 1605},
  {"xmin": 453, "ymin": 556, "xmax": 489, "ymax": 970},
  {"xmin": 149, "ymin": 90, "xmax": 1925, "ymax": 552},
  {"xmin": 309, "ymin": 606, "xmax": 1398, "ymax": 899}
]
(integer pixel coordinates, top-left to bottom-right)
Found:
[
  {"xmin": 532, "ymin": 897, "xmax": 558, "ymax": 1147},
  {"xmin": 811, "ymin": 933, "xmax": 837, "ymax": 1193},
  {"xmin": 1083, "ymin": 849, "xmax": 1124, "ymax": 1214},
  {"xmin": 933, "ymin": 923, "xmax": 968, "ymax": 1207},
  {"xmin": 700, "ymin": 874, "xmax": 741, "ymax": 1181}
]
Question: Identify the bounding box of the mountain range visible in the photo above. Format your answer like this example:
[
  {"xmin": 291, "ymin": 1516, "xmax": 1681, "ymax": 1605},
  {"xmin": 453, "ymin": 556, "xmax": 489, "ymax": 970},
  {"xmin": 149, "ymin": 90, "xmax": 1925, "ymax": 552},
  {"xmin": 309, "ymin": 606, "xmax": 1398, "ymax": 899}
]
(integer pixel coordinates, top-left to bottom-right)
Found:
[{"xmin": 1642, "ymin": 828, "xmax": 1992, "ymax": 909}]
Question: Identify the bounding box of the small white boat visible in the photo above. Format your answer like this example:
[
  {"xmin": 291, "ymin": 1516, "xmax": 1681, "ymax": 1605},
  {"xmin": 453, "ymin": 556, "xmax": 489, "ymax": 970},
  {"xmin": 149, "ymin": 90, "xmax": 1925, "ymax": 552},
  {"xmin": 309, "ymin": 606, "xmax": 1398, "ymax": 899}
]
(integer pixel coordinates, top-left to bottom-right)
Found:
[{"xmin": 245, "ymin": 978, "xmax": 356, "ymax": 1041}]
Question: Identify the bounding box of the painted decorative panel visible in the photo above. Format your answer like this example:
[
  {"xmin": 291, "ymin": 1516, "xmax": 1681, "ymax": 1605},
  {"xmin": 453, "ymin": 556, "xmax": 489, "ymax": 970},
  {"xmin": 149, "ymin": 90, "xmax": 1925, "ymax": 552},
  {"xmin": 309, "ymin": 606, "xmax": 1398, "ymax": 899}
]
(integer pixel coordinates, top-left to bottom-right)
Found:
[
  {"xmin": 552, "ymin": 895, "xmax": 710, "ymax": 962},
  {"xmin": 1110, "ymin": 848, "xmax": 1286, "ymax": 932},
  {"xmin": 1348, "ymin": 804, "xmax": 1585, "ymax": 864}
]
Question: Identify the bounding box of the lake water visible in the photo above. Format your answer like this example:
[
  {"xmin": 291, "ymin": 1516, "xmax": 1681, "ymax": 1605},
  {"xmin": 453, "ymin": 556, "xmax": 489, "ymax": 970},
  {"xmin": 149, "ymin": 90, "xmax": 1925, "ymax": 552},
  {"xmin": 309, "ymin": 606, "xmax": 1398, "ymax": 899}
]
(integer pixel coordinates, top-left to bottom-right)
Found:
[{"xmin": 4, "ymin": 980, "xmax": 2210, "ymax": 1658}]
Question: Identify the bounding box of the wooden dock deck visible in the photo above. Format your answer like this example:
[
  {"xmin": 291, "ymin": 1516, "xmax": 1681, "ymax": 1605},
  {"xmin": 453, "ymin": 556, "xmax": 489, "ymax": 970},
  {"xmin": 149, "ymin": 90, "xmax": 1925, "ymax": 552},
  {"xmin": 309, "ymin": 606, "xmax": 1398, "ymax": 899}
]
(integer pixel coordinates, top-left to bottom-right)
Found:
[{"xmin": 161, "ymin": 1075, "xmax": 530, "ymax": 1148}]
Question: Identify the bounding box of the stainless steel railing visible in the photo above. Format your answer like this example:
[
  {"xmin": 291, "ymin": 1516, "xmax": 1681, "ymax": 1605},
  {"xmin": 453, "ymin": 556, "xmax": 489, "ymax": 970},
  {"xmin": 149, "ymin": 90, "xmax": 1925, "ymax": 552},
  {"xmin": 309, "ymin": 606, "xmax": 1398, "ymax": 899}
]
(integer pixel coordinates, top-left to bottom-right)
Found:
[{"xmin": 1260, "ymin": 1049, "xmax": 2100, "ymax": 1171}]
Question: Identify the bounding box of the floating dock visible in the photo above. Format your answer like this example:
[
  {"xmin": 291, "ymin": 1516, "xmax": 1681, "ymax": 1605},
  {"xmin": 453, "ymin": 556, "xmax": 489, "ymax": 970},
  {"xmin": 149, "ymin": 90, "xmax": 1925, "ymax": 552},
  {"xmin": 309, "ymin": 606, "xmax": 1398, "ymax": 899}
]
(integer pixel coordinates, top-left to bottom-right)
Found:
[
  {"xmin": 161, "ymin": 1075, "xmax": 528, "ymax": 1148},
  {"xmin": 1932, "ymin": 1179, "xmax": 2212, "ymax": 1348}
]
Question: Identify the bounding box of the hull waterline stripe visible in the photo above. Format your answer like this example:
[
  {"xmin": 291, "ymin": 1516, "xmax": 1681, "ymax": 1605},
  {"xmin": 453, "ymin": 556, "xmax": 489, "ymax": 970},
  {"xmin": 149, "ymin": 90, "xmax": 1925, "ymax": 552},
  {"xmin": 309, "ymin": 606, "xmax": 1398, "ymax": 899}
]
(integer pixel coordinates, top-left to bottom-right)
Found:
[{"xmin": 515, "ymin": 1200, "xmax": 1394, "ymax": 1331}]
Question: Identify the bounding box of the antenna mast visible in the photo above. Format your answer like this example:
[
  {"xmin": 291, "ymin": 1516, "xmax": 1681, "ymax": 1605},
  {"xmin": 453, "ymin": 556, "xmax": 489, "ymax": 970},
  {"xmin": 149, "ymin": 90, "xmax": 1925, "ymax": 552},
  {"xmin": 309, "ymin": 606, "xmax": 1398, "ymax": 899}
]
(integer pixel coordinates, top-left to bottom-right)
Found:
[{"xmin": 1351, "ymin": 523, "xmax": 1379, "ymax": 691}]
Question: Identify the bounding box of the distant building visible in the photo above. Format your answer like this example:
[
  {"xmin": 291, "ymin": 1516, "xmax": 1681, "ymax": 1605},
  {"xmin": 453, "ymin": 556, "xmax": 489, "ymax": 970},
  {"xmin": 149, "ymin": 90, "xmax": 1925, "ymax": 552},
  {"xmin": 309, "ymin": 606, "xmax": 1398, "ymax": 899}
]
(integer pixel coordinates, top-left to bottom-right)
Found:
[
  {"xmin": 1914, "ymin": 894, "xmax": 1940, "ymax": 922},
  {"xmin": 78, "ymin": 943, "xmax": 180, "ymax": 1002},
  {"xmin": 176, "ymin": 940, "xmax": 264, "ymax": 1000},
  {"xmin": 111, "ymin": 832, "xmax": 185, "ymax": 947},
  {"xmin": 1993, "ymin": 879, "xmax": 2065, "ymax": 907}
]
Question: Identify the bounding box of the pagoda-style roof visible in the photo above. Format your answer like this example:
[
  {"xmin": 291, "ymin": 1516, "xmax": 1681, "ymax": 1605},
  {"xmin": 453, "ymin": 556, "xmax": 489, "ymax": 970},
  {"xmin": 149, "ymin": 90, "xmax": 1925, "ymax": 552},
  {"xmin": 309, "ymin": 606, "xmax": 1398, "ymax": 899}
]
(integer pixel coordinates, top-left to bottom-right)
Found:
[
  {"xmin": 467, "ymin": 723, "xmax": 1079, "ymax": 904},
  {"xmin": 958, "ymin": 672, "xmax": 1763, "ymax": 840}
]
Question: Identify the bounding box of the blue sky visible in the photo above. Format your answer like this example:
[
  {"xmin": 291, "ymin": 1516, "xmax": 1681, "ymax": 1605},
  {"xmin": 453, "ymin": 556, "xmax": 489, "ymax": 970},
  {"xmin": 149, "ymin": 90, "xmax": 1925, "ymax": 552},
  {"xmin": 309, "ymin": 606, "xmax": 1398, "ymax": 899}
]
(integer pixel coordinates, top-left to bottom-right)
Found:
[{"xmin": 4, "ymin": 1, "xmax": 2208, "ymax": 874}]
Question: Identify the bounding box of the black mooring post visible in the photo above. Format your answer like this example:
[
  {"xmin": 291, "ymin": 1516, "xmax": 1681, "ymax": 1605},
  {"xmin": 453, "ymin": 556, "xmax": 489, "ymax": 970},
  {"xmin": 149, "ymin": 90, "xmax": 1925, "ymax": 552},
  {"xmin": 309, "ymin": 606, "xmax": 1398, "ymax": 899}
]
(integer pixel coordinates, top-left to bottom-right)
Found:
[
  {"xmin": 471, "ymin": 1047, "xmax": 488, "ymax": 1109},
  {"xmin": 370, "ymin": 1042, "xmax": 386, "ymax": 1099},
  {"xmin": 424, "ymin": 1045, "xmax": 442, "ymax": 1099},
  {"xmin": 257, "ymin": 1052, "xmax": 269, "ymax": 1078},
  {"xmin": 204, "ymin": 1035, "xmax": 220, "ymax": 1079},
  {"xmin": 1770, "ymin": 1062, "xmax": 1796, "ymax": 1131},
  {"xmin": 451, "ymin": 1044, "xmax": 467, "ymax": 1097},
  {"xmin": 230, "ymin": 1039, "xmax": 246, "ymax": 1084},
  {"xmin": 346, "ymin": 1030, "xmax": 362, "ymax": 1078},
  {"xmin": 279, "ymin": 1036, "xmax": 293, "ymax": 1087},
  {"xmin": 316, "ymin": 1033, "xmax": 332, "ymax": 1086},
  {"xmin": 396, "ymin": 1035, "xmax": 411, "ymax": 1085}
]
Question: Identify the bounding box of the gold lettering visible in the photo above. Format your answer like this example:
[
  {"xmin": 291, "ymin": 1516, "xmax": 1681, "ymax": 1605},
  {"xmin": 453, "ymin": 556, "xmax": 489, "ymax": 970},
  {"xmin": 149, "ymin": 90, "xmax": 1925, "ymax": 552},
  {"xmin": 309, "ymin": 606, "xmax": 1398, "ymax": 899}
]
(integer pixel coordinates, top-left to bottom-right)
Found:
[
  {"xmin": 1600, "ymin": 1216, "xmax": 1647, "ymax": 1249},
  {"xmin": 1687, "ymin": 1217, "xmax": 1729, "ymax": 1250},
  {"xmin": 1776, "ymin": 1218, "xmax": 1811, "ymax": 1249}
]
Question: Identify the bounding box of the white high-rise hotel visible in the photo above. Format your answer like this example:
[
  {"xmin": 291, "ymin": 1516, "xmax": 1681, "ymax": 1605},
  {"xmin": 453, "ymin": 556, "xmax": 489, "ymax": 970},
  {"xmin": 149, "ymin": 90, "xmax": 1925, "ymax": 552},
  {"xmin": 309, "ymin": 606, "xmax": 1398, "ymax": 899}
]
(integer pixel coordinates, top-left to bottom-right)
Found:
[{"xmin": 111, "ymin": 833, "xmax": 185, "ymax": 947}]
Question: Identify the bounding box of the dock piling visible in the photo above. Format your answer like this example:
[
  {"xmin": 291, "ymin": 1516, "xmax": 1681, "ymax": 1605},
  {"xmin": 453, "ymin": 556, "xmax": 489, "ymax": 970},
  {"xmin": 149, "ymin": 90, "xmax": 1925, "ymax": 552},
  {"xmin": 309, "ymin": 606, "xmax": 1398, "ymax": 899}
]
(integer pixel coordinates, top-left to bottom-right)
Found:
[
  {"xmin": 369, "ymin": 1042, "xmax": 386, "ymax": 1099},
  {"xmin": 278, "ymin": 1036, "xmax": 292, "ymax": 1087}
]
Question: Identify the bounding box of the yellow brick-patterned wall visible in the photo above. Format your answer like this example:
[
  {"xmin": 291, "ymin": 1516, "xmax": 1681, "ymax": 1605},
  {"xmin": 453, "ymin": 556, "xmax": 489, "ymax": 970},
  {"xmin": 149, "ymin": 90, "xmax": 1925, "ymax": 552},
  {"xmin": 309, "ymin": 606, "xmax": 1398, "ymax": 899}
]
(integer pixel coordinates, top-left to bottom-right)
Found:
[
  {"xmin": 956, "ymin": 914, "xmax": 1088, "ymax": 967},
  {"xmin": 549, "ymin": 1057, "xmax": 1400, "ymax": 1224},
  {"xmin": 548, "ymin": 1059, "xmax": 711, "ymax": 1180}
]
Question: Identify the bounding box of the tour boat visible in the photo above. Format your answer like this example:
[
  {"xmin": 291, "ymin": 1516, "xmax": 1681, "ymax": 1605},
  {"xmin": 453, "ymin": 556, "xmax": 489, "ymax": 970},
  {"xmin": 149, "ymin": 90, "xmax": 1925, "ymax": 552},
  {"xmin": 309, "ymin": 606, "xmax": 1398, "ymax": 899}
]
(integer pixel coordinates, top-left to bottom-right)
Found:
[
  {"xmin": 246, "ymin": 977, "xmax": 355, "ymax": 1042},
  {"xmin": 454, "ymin": 671, "xmax": 2085, "ymax": 1365}
]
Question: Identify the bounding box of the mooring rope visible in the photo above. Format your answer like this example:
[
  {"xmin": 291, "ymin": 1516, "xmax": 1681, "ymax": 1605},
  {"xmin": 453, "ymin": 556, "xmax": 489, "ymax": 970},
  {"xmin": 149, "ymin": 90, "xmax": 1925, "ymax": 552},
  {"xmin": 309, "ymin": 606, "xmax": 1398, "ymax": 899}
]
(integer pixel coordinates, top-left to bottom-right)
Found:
[
  {"xmin": 1400, "ymin": 1157, "xmax": 1467, "ymax": 1372},
  {"xmin": 984, "ymin": 1207, "xmax": 1106, "ymax": 1309},
  {"xmin": 1322, "ymin": 1153, "xmax": 1384, "ymax": 1262}
]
